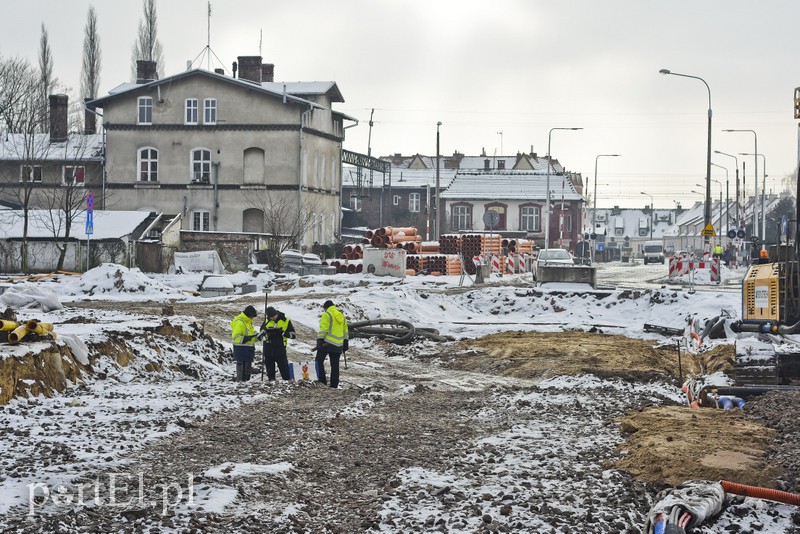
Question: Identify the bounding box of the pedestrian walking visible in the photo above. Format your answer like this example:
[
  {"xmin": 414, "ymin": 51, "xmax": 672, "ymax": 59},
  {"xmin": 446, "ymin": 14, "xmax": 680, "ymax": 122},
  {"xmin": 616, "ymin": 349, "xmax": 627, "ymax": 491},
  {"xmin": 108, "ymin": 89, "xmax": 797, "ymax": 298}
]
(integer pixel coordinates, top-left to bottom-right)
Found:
[
  {"xmin": 316, "ymin": 300, "xmax": 349, "ymax": 388},
  {"xmin": 230, "ymin": 305, "xmax": 258, "ymax": 381},
  {"xmin": 259, "ymin": 306, "xmax": 296, "ymax": 381}
]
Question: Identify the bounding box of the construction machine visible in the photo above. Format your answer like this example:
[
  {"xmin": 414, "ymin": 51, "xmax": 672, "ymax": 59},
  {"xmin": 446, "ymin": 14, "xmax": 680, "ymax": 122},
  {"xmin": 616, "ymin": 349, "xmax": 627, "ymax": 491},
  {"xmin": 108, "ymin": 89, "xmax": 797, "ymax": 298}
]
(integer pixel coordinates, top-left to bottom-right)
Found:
[{"xmin": 725, "ymin": 87, "xmax": 800, "ymax": 385}]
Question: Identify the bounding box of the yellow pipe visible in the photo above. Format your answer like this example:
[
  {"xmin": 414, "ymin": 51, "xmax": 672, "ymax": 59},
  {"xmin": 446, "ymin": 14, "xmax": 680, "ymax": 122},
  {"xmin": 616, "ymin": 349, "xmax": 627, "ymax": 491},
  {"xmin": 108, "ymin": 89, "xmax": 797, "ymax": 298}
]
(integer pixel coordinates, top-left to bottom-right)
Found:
[
  {"xmin": 8, "ymin": 324, "xmax": 28, "ymax": 344},
  {"xmin": 26, "ymin": 320, "xmax": 54, "ymax": 334},
  {"xmin": 0, "ymin": 320, "xmax": 17, "ymax": 332}
]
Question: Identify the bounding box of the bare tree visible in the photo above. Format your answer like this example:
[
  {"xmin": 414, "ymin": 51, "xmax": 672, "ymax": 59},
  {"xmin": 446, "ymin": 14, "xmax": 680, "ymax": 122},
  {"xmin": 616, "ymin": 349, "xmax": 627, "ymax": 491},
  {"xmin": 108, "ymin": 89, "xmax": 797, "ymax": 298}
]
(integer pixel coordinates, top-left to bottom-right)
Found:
[
  {"xmin": 38, "ymin": 23, "xmax": 56, "ymax": 133},
  {"xmin": 131, "ymin": 0, "xmax": 165, "ymax": 80},
  {"xmin": 81, "ymin": 6, "xmax": 102, "ymax": 101},
  {"xmin": 246, "ymin": 191, "xmax": 321, "ymax": 269},
  {"xmin": 0, "ymin": 54, "xmax": 51, "ymax": 272}
]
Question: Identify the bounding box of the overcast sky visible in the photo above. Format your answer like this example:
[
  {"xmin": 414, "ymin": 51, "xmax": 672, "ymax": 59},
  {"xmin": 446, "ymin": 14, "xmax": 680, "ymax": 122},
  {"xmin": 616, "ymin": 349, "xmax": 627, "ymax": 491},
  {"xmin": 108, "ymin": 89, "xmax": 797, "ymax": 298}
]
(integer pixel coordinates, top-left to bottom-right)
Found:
[{"xmin": 2, "ymin": 0, "xmax": 799, "ymax": 211}]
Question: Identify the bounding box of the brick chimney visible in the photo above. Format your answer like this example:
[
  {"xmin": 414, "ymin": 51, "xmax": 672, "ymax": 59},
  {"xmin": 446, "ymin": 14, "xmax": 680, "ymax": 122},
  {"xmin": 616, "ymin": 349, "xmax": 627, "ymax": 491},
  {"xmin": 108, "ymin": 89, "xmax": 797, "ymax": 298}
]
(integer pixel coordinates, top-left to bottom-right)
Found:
[
  {"xmin": 83, "ymin": 98, "xmax": 96, "ymax": 135},
  {"xmin": 261, "ymin": 63, "xmax": 274, "ymax": 83},
  {"xmin": 237, "ymin": 56, "xmax": 262, "ymax": 83},
  {"xmin": 49, "ymin": 94, "xmax": 68, "ymax": 142},
  {"xmin": 136, "ymin": 60, "xmax": 158, "ymax": 83}
]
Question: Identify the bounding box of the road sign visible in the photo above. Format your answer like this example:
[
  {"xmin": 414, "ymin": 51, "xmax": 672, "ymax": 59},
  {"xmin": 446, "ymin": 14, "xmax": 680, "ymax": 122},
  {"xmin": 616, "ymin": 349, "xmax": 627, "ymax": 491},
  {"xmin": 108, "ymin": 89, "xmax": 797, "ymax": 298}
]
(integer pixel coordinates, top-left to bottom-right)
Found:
[
  {"xmin": 85, "ymin": 210, "xmax": 94, "ymax": 235},
  {"xmin": 482, "ymin": 211, "xmax": 500, "ymax": 230},
  {"xmin": 701, "ymin": 223, "xmax": 716, "ymax": 237},
  {"xmin": 86, "ymin": 191, "xmax": 94, "ymax": 210}
]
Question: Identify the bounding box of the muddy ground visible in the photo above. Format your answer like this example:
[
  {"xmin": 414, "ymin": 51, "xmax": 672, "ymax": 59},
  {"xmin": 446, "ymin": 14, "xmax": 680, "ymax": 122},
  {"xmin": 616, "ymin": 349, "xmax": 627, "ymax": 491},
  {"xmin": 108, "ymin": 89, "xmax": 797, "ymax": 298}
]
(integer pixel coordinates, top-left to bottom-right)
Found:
[{"xmin": 3, "ymin": 292, "xmax": 799, "ymax": 532}]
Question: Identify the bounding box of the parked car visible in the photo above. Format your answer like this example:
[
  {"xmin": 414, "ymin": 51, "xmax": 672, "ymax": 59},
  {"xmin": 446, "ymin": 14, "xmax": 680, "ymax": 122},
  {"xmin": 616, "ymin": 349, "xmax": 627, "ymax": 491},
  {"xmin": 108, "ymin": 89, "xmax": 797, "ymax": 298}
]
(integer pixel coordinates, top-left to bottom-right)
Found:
[{"xmin": 534, "ymin": 248, "xmax": 575, "ymax": 268}]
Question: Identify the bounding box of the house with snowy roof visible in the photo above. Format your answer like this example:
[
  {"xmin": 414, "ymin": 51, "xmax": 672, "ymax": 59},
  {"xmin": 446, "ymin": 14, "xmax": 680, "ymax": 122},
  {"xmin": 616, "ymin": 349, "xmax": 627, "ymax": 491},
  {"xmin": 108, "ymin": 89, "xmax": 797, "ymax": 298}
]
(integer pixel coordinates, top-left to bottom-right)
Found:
[
  {"xmin": 87, "ymin": 58, "xmax": 355, "ymax": 250},
  {"xmin": 343, "ymin": 149, "xmax": 582, "ymax": 242}
]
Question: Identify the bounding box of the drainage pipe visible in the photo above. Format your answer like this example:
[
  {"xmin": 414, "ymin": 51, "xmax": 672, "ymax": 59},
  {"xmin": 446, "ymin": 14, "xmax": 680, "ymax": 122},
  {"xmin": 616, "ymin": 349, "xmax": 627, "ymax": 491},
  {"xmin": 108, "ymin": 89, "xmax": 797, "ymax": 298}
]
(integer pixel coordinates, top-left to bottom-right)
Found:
[
  {"xmin": 721, "ymin": 480, "xmax": 800, "ymax": 506},
  {"xmin": 0, "ymin": 320, "xmax": 18, "ymax": 331}
]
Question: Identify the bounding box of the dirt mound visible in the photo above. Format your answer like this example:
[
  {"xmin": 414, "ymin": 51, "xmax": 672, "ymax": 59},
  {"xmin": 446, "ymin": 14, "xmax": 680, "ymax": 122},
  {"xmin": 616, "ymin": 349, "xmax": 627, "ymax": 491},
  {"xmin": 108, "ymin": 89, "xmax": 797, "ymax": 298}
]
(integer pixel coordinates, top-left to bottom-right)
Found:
[
  {"xmin": 612, "ymin": 406, "xmax": 779, "ymax": 488},
  {"xmin": 448, "ymin": 330, "xmax": 734, "ymax": 382},
  {"xmin": 0, "ymin": 344, "xmax": 89, "ymax": 404}
]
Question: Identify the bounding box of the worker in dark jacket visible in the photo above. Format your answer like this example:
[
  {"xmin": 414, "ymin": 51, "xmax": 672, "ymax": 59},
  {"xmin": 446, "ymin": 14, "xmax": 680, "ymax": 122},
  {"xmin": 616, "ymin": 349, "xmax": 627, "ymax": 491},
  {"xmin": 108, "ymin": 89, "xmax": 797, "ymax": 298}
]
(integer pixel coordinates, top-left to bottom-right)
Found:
[
  {"xmin": 231, "ymin": 305, "xmax": 258, "ymax": 381},
  {"xmin": 260, "ymin": 306, "xmax": 296, "ymax": 381},
  {"xmin": 316, "ymin": 300, "xmax": 349, "ymax": 388}
]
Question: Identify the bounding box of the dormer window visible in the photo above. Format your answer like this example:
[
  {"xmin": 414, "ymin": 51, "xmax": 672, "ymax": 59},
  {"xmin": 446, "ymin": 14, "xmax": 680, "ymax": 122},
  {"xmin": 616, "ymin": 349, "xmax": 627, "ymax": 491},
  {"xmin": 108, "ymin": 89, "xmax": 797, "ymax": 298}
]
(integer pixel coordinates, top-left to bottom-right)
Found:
[
  {"xmin": 498, "ymin": 160, "xmax": 505, "ymax": 170},
  {"xmin": 185, "ymin": 99, "xmax": 198, "ymax": 125},
  {"xmin": 137, "ymin": 96, "xmax": 153, "ymax": 125}
]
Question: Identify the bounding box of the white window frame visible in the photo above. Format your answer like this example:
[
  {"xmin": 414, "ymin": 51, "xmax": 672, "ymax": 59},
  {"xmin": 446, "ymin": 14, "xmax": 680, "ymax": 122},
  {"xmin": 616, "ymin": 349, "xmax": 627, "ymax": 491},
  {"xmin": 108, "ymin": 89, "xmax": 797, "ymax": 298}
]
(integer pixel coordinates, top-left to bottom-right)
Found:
[
  {"xmin": 452, "ymin": 204, "xmax": 472, "ymax": 231},
  {"xmin": 137, "ymin": 96, "xmax": 153, "ymax": 125},
  {"xmin": 521, "ymin": 205, "xmax": 541, "ymax": 232},
  {"xmin": 63, "ymin": 165, "xmax": 86, "ymax": 186},
  {"xmin": 393, "ymin": 195, "xmax": 400, "ymax": 206},
  {"xmin": 185, "ymin": 99, "xmax": 199, "ymax": 125},
  {"xmin": 409, "ymin": 193, "xmax": 420, "ymax": 213},
  {"xmin": 203, "ymin": 98, "xmax": 217, "ymax": 124},
  {"xmin": 191, "ymin": 148, "xmax": 212, "ymax": 183},
  {"xmin": 191, "ymin": 210, "xmax": 210, "ymax": 231},
  {"xmin": 350, "ymin": 195, "xmax": 361, "ymax": 211},
  {"xmin": 138, "ymin": 147, "xmax": 158, "ymax": 182},
  {"xmin": 20, "ymin": 165, "xmax": 42, "ymax": 183}
]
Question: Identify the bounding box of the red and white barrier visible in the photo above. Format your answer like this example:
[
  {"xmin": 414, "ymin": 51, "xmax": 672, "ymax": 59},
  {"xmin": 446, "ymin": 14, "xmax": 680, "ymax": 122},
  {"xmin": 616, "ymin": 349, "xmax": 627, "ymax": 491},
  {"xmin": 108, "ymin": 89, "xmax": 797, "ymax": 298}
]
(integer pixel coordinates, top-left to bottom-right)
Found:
[
  {"xmin": 668, "ymin": 256, "xmax": 720, "ymax": 283},
  {"xmin": 491, "ymin": 255, "xmax": 501, "ymax": 273}
]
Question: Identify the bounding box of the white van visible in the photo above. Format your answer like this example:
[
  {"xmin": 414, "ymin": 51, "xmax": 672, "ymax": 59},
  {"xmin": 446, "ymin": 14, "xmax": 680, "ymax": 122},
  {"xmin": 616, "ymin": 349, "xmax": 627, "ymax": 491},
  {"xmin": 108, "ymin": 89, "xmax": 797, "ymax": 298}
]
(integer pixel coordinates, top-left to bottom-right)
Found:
[{"xmin": 643, "ymin": 240, "xmax": 665, "ymax": 264}]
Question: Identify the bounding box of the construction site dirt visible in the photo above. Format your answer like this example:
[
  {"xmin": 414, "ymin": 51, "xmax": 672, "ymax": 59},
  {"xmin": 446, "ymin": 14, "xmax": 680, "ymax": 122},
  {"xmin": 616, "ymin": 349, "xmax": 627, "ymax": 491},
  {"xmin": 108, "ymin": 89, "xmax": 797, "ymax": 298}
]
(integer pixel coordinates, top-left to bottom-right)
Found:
[{"xmin": 2, "ymin": 289, "xmax": 800, "ymax": 532}]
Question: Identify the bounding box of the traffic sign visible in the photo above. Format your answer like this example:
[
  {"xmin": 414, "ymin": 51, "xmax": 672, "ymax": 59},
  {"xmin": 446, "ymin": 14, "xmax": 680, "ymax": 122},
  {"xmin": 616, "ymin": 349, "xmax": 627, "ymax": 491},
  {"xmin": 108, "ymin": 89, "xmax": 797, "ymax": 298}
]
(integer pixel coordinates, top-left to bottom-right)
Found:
[
  {"xmin": 85, "ymin": 210, "xmax": 94, "ymax": 235},
  {"xmin": 482, "ymin": 211, "xmax": 500, "ymax": 230},
  {"xmin": 86, "ymin": 191, "xmax": 94, "ymax": 210},
  {"xmin": 701, "ymin": 223, "xmax": 716, "ymax": 237}
]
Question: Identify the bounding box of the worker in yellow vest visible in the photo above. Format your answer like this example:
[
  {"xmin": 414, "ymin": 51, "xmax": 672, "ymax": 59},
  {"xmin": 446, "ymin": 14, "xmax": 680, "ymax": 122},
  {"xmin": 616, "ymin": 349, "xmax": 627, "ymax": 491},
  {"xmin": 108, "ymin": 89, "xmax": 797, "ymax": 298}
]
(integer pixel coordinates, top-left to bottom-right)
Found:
[
  {"xmin": 230, "ymin": 305, "xmax": 258, "ymax": 381},
  {"xmin": 712, "ymin": 243, "xmax": 724, "ymax": 260},
  {"xmin": 260, "ymin": 306, "xmax": 296, "ymax": 381},
  {"xmin": 316, "ymin": 300, "xmax": 349, "ymax": 388}
]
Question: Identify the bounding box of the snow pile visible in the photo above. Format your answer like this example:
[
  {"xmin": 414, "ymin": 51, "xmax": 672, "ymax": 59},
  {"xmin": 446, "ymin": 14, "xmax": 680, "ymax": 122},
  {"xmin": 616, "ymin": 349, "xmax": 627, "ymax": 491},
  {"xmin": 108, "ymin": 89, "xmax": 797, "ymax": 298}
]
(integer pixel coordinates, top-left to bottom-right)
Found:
[
  {"xmin": 0, "ymin": 285, "xmax": 62, "ymax": 311},
  {"xmin": 71, "ymin": 263, "xmax": 186, "ymax": 298}
]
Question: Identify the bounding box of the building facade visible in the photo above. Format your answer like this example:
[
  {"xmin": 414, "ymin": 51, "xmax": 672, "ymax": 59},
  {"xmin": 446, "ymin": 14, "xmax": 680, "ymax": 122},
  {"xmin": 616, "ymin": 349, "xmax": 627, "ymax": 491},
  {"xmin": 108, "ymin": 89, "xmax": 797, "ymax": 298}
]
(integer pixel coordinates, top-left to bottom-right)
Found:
[{"xmin": 88, "ymin": 59, "xmax": 353, "ymax": 250}]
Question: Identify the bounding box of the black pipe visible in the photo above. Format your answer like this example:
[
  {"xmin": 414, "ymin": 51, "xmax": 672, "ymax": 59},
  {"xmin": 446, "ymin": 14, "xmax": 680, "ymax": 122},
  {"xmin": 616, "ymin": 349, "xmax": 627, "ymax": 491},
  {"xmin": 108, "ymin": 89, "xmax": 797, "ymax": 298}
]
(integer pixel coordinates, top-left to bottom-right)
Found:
[{"xmin": 706, "ymin": 385, "xmax": 800, "ymax": 398}]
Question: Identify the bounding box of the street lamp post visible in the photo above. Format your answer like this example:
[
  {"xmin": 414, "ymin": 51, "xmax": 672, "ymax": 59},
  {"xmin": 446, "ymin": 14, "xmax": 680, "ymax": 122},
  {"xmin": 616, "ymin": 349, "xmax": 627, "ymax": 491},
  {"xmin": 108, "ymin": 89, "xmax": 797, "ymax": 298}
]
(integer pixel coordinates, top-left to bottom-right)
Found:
[
  {"xmin": 592, "ymin": 154, "xmax": 621, "ymax": 230},
  {"xmin": 740, "ymin": 152, "xmax": 767, "ymax": 242},
  {"xmin": 724, "ymin": 129, "xmax": 758, "ymax": 239},
  {"xmin": 660, "ymin": 68, "xmax": 713, "ymax": 247},
  {"xmin": 592, "ymin": 154, "xmax": 620, "ymax": 264},
  {"xmin": 435, "ymin": 121, "xmax": 441, "ymax": 240},
  {"xmin": 640, "ymin": 192, "xmax": 654, "ymax": 240},
  {"xmin": 710, "ymin": 163, "xmax": 729, "ymax": 240},
  {"xmin": 545, "ymin": 127, "xmax": 582, "ymax": 251},
  {"xmin": 714, "ymin": 150, "xmax": 739, "ymax": 227}
]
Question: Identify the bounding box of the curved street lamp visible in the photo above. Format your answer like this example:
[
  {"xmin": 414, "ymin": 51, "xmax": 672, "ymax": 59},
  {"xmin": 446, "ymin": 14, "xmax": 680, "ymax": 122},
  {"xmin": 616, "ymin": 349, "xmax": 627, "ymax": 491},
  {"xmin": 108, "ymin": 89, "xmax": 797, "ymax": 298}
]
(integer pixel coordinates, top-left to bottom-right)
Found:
[
  {"xmin": 592, "ymin": 154, "xmax": 621, "ymax": 230},
  {"xmin": 714, "ymin": 150, "xmax": 740, "ymax": 227},
  {"xmin": 723, "ymin": 129, "xmax": 758, "ymax": 239},
  {"xmin": 544, "ymin": 127, "xmax": 582, "ymax": 251},
  {"xmin": 660, "ymin": 68, "xmax": 713, "ymax": 246},
  {"xmin": 739, "ymin": 151, "xmax": 767, "ymax": 242}
]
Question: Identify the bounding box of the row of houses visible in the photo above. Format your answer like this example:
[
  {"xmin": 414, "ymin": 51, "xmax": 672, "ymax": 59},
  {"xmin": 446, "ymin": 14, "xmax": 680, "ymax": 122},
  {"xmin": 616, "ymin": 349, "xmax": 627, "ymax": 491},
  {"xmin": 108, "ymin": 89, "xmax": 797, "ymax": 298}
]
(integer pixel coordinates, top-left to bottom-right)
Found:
[{"xmin": 0, "ymin": 54, "xmax": 787, "ymax": 272}]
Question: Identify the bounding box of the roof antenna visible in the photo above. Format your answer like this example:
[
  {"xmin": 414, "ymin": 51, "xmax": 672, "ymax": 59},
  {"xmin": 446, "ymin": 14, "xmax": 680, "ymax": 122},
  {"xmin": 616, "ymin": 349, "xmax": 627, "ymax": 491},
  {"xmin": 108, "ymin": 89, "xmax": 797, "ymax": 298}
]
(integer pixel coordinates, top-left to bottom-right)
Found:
[{"xmin": 189, "ymin": 2, "xmax": 228, "ymax": 74}]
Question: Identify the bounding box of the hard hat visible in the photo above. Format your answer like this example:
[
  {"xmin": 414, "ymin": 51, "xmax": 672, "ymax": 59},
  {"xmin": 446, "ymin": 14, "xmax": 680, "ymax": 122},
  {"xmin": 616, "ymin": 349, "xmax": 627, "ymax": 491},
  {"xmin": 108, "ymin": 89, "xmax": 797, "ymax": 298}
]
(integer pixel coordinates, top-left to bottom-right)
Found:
[{"xmin": 760, "ymin": 249, "xmax": 768, "ymax": 258}]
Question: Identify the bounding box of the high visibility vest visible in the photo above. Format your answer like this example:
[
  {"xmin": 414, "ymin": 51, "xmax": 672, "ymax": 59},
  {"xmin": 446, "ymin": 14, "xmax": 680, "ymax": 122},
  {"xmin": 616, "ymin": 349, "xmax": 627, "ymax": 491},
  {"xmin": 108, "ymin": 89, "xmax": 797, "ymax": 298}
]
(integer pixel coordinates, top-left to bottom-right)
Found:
[
  {"xmin": 230, "ymin": 312, "xmax": 256, "ymax": 347},
  {"xmin": 265, "ymin": 316, "xmax": 292, "ymax": 347},
  {"xmin": 318, "ymin": 305, "xmax": 348, "ymax": 347},
  {"xmin": 713, "ymin": 245, "xmax": 723, "ymax": 255}
]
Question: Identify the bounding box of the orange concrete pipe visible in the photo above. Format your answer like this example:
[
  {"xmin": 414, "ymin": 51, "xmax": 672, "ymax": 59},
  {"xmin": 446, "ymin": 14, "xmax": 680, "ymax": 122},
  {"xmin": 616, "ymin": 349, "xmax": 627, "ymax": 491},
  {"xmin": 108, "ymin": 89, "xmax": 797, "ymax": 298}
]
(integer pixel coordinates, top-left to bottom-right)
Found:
[
  {"xmin": 0, "ymin": 320, "xmax": 18, "ymax": 332},
  {"xmin": 387, "ymin": 226, "xmax": 417, "ymax": 236},
  {"xmin": 7, "ymin": 324, "xmax": 29, "ymax": 344},
  {"xmin": 721, "ymin": 480, "xmax": 800, "ymax": 506}
]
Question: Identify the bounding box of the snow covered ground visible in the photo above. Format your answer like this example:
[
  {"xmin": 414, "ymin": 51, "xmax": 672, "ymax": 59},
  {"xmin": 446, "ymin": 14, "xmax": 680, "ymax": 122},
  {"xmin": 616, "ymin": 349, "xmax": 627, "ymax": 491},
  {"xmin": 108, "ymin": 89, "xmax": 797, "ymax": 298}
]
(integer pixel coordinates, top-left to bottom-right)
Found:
[{"xmin": 0, "ymin": 263, "xmax": 795, "ymax": 532}]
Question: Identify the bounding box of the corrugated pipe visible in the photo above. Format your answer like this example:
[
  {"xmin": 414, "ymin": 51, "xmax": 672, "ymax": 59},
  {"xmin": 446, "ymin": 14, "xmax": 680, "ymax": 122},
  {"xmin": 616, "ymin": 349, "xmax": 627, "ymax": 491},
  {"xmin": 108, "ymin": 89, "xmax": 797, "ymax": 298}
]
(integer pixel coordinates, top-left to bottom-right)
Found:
[
  {"xmin": 721, "ymin": 480, "xmax": 800, "ymax": 506},
  {"xmin": 0, "ymin": 320, "xmax": 18, "ymax": 331}
]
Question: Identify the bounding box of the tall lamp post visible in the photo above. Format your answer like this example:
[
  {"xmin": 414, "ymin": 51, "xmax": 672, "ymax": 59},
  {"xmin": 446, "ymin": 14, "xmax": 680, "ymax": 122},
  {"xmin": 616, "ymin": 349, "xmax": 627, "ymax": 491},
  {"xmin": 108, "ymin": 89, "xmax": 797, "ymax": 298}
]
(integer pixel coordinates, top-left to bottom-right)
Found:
[
  {"xmin": 640, "ymin": 192, "xmax": 654, "ymax": 240},
  {"xmin": 710, "ymin": 163, "xmax": 729, "ymax": 239},
  {"xmin": 592, "ymin": 154, "xmax": 621, "ymax": 230},
  {"xmin": 740, "ymin": 152, "xmax": 767, "ymax": 242},
  {"xmin": 724, "ymin": 129, "xmax": 758, "ymax": 239},
  {"xmin": 435, "ymin": 121, "xmax": 441, "ymax": 240},
  {"xmin": 545, "ymin": 127, "xmax": 582, "ymax": 251},
  {"xmin": 714, "ymin": 150, "xmax": 739, "ymax": 227},
  {"xmin": 660, "ymin": 69, "xmax": 713, "ymax": 246}
]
